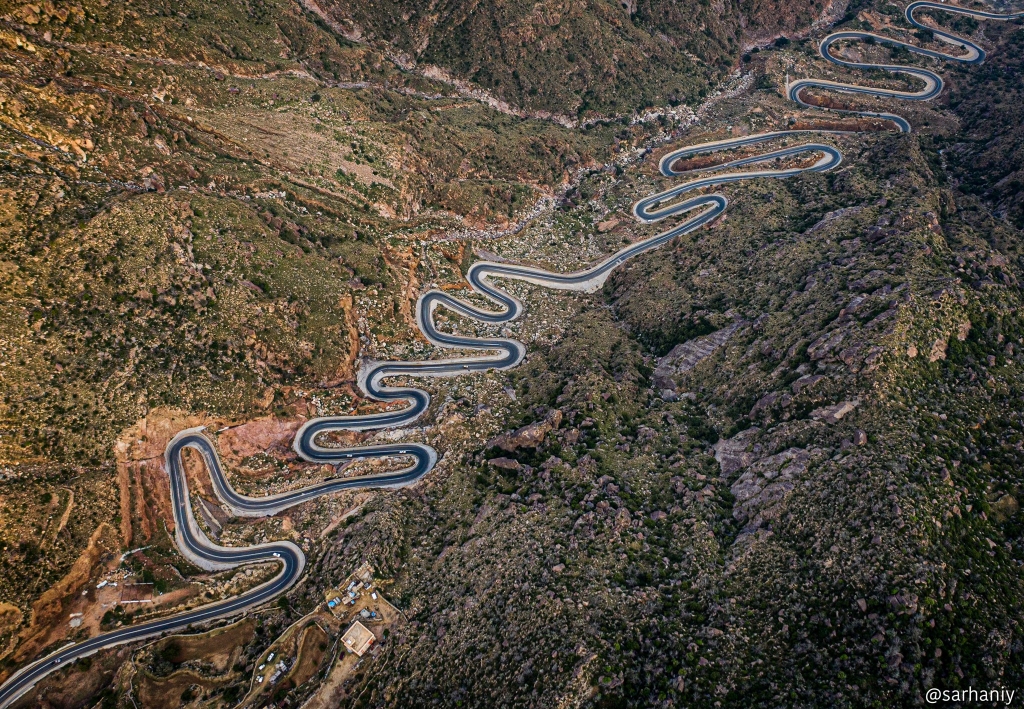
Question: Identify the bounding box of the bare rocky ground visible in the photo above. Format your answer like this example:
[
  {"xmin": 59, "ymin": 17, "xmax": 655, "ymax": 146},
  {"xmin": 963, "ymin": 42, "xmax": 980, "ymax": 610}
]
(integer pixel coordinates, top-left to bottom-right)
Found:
[{"xmin": 2, "ymin": 0, "xmax": 1024, "ymax": 708}]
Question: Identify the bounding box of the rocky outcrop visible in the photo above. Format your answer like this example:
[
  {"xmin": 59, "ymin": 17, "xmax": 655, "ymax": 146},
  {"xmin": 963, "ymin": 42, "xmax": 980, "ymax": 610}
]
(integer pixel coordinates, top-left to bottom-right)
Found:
[
  {"xmin": 731, "ymin": 448, "xmax": 811, "ymax": 532},
  {"xmin": 712, "ymin": 427, "xmax": 762, "ymax": 476},
  {"xmin": 791, "ymin": 374, "xmax": 826, "ymax": 395},
  {"xmin": 806, "ymin": 205, "xmax": 866, "ymax": 233},
  {"xmin": 217, "ymin": 417, "xmax": 305, "ymax": 463},
  {"xmin": 713, "ymin": 426, "xmax": 826, "ymax": 548},
  {"xmin": 487, "ymin": 410, "xmax": 563, "ymax": 452},
  {"xmin": 729, "ymin": 446, "xmax": 830, "ymax": 552},
  {"xmin": 653, "ymin": 322, "xmax": 744, "ymax": 391},
  {"xmin": 810, "ymin": 399, "xmax": 860, "ymax": 423}
]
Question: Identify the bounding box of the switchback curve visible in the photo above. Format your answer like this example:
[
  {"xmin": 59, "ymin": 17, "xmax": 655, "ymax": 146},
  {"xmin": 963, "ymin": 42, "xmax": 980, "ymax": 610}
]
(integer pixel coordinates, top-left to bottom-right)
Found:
[
  {"xmin": 788, "ymin": 1, "xmax": 1024, "ymax": 132},
  {"xmin": 0, "ymin": 129, "xmax": 845, "ymax": 708},
  {"xmin": 2, "ymin": 4, "xmax": 1016, "ymax": 703}
]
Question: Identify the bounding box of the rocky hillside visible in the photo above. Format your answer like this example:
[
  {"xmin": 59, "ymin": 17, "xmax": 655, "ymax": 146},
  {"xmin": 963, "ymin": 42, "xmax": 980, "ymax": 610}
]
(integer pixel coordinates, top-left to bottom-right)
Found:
[
  {"xmin": 301, "ymin": 16, "xmax": 1024, "ymax": 709},
  {"xmin": 4, "ymin": 0, "xmax": 1024, "ymax": 708},
  {"xmin": 0, "ymin": 0, "xmax": 630, "ymax": 672},
  {"xmin": 306, "ymin": 0, "xmax": 832, "ymax": 118},
  {"xmin": 942, "ymin": 18, "xmax": 1024, "ymax": 229}
]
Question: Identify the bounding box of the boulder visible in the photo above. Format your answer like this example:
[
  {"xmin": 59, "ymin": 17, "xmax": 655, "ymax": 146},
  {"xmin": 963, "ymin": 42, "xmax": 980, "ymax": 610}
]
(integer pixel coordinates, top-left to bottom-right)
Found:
[
  {"xmin": 810, "ymin": 399, "xmax": 859, "ymax": 423},
  {"xmin": 487, "ymin": 409, "xmax": 562, "ymax": 451}
]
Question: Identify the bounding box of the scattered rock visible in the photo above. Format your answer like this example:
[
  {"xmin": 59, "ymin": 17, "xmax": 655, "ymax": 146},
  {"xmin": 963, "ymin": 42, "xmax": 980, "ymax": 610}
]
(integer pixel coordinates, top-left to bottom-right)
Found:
[
  {"xmin": 791, "ymin": 374, "xmax": 825, "ymax": 394},
  {"xmin": 614, "ymin": 508, "xmax": 632, "ymax": 530},
  {"xmin": 487, "ymin": 409, "xmax": 563, "ymax": 451},
  {"xmin": 810, "ymin": 399, "xmax": 859, "ymax": 423}
]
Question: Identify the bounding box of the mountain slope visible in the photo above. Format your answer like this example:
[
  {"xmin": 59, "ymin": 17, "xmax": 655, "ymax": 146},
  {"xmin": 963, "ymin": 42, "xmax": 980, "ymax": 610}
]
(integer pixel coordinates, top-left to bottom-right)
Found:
[{"xmin": 307, "ymin": 0, "xmax": 830, "ymax": 117}]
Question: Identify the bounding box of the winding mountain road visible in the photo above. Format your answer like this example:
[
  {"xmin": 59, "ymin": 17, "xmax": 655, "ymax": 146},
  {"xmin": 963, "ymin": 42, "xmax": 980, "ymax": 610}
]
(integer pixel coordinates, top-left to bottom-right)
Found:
[
  {"xmin": 789, "ymin": 1, "xmax": 1023, "ymax": 132},
  {"xmin": 1, "ymin": 3, "xmax": 1018, "ymax": 706}
]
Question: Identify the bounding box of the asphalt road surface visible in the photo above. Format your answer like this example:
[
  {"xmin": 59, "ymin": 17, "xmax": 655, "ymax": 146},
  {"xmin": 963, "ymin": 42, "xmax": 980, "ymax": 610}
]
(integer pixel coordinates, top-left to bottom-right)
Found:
[
  {"xmin": 788, "ymin": 1, "xmax": 1023, "ymax": 133},
  {"xmin": 1, "ymin": 4, "xmax": 1017, "ymax": 704},
  {"xmin": 0, "ymin": 137, "xmax": 837, "ymax": 707}
]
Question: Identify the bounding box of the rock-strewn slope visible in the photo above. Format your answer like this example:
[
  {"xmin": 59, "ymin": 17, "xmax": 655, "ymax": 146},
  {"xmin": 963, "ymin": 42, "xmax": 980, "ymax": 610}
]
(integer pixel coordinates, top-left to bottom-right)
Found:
[
  {"xmin": 308, "ymin": 0, "xmax": 830, "ymax": 118},
  {"xmin": 6, "ymin": 2, "xmax": 1024, "ymax": 709}
]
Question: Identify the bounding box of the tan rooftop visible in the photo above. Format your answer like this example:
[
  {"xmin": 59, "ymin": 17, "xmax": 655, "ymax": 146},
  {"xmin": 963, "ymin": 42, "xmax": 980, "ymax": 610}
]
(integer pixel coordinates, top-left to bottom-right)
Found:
[{"xmin": 342, "ymin": 620, "xmax": 375, "ymax": 657}]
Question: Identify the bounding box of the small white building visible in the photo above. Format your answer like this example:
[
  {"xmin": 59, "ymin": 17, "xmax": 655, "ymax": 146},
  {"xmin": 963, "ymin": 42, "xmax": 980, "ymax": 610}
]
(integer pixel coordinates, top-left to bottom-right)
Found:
[{"xmin": 342, "ymin": 621, "xmax": 376, "ymax": 657}]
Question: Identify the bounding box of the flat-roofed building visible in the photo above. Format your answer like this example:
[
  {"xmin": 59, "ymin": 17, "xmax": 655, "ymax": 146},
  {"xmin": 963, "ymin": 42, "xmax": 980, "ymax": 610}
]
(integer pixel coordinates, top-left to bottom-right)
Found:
[{"xmin": 342, "ymin": 620, "xmax": 375, "ymax": 657}]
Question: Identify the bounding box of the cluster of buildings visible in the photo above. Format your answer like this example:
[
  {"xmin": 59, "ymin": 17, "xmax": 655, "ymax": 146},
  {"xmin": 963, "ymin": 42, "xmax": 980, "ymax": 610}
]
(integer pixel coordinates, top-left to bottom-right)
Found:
[
  {"xmin": 326, "ymin": 563, "xmax": 385, "ymax": 657},
  {"xmin": 325, "ymin": 578, "xmax": 372, "ymax": 611}
]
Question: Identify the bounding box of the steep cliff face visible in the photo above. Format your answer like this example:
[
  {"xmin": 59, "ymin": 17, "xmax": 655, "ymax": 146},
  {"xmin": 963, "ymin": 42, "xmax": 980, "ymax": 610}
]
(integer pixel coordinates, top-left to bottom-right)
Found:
[{"xmin": 307, "ymin": 0, "xmax": 831, "ymax": 117}]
